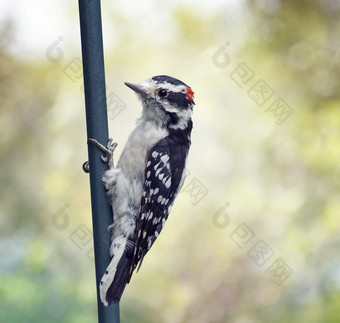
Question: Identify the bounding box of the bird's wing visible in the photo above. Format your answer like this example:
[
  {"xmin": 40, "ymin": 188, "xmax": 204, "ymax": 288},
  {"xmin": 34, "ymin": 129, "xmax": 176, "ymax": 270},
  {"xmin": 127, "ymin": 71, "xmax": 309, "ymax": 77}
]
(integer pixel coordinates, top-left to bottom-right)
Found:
[{"xmin": 127, "ymin": 136, "xmax": 188, "ymax": 282}]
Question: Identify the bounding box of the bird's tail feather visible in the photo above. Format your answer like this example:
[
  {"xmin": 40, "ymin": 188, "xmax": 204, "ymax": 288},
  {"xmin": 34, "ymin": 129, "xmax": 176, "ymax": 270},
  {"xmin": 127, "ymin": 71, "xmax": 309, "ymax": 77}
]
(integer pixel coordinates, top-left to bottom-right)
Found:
[
  {"xmin": 106, "ymin": 251, "xmax": 132, "ymax": 304},
  {"xmin": 99, "ymin": 237, "xmax": 133, "ymax": 306}
]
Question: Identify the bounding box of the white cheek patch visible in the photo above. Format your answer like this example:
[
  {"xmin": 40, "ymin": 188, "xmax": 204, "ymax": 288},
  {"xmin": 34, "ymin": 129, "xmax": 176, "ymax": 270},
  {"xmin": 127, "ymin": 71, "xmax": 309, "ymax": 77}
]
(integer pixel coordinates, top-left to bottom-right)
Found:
[{"xmin": 162, "ymin": 101, "xmax": 193, "ymax": 115}]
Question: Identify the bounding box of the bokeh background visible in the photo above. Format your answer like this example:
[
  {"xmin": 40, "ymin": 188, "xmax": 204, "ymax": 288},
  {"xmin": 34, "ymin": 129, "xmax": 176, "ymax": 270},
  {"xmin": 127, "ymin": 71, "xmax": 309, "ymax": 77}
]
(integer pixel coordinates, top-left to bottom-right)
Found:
[{"xmin": 1, "ymin": 0, "xmax": 340, "ymax": 322}]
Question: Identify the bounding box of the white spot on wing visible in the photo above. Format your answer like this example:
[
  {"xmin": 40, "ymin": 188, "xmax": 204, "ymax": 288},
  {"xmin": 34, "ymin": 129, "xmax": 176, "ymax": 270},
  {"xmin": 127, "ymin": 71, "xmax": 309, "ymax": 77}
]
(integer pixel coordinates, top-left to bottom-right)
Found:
[
  {"xmin": 155, "ymin": 168, "xmax": 162, "ymax": 176},
  {"xmin": 165, "ymin": 178, "xmax": 171, "ymax": 188},
  {"xmin": 160, "ymin": 154, "xmax": 169, "ymax": 163}
]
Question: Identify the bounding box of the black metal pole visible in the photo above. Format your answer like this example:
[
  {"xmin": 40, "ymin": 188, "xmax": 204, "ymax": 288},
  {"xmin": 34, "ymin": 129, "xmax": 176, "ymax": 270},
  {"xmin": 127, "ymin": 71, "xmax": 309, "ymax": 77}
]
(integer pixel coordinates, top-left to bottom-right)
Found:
[{"xmin": 78, "ymin": 1, "xmax": 120, "ymax": 322}]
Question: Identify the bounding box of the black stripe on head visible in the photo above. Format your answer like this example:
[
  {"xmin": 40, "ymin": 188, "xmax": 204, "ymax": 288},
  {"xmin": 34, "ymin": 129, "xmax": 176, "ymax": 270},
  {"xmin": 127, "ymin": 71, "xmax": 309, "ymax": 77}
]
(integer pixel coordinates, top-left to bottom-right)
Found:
[
  {"xmin": 168, "ymin": 112, "xmax": 179, "ymax": 125},
  {"xmin": 166, "ymin": 91, "xmax": 192, "ymax": 109},
  {"xmin": 152, "ymin": 75, "xmax": 189, "ymax": 87}
]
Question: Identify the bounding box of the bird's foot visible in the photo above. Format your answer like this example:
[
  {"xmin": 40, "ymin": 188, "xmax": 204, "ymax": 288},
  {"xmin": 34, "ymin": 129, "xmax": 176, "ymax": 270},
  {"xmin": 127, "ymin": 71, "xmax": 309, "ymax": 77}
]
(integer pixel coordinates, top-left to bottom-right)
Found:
[{"xmin": 83, "ymin": 138, "xmax": 118, "ymax": 173}]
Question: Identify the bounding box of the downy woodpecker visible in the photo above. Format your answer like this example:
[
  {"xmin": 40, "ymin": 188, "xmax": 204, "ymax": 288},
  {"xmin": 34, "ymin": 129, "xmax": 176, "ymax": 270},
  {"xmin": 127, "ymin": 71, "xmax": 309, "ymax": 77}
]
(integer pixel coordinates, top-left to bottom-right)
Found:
[{"xmin": 92, "ymin": 75, "xmax": 195, "ymax": 305}]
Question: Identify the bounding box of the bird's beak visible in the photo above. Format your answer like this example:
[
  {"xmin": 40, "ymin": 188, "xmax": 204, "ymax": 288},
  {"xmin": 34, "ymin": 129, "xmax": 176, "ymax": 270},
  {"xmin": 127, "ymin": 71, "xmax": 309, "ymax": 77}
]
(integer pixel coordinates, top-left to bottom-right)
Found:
[{"xmin": 124, "ymin": 82, "xmax": 148, "ymax": 97}]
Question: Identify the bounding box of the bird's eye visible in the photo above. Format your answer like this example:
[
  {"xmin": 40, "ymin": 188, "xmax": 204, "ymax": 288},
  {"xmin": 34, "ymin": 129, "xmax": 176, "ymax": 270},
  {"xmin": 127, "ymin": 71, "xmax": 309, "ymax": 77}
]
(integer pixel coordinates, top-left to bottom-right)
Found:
[{"xmin": 158, "ymin": 89, "xmax": 168, "ymax": 98}]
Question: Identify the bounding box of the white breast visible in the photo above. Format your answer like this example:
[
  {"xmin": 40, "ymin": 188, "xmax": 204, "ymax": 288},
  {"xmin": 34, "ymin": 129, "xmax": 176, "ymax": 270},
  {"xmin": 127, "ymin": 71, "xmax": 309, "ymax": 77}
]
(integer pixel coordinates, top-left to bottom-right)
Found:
[
  {"xmin": 117, "ymin": 119, "xmax": 168, "ymax": 180},
  {"xmin": 110, "ymin": 119, "xmax": 168, "ymax": 216}
]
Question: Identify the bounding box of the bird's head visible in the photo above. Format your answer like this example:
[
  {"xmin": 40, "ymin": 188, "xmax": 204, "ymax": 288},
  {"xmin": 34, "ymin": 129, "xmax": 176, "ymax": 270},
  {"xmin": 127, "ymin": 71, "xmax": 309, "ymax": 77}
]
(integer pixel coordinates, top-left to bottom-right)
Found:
[{"xmin": 125, "ymin": 75, "xmax": 195, "ymax": 130}]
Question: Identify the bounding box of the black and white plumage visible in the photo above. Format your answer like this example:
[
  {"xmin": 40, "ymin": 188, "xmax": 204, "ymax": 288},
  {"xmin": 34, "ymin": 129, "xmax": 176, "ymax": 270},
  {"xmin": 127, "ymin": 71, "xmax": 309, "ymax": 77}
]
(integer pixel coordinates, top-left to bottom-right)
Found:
[{"xmin": 99, "ymin": 75, "xmax": 195, "ymax": 306}]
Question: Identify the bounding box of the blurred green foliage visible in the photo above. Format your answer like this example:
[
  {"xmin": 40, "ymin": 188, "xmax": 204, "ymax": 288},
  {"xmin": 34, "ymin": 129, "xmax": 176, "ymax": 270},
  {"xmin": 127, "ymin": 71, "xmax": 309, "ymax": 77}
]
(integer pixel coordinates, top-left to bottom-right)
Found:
[{"xmin": 1, "ymin": 0, "xmax": 340, "ymax": 322}]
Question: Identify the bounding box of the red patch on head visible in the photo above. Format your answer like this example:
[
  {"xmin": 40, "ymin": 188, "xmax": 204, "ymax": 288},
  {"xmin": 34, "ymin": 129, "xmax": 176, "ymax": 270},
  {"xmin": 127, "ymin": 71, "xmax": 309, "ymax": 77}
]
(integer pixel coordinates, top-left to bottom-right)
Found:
[{"xmin": 186, "ymin": 87, "xmax": 195, "ymax": 103}]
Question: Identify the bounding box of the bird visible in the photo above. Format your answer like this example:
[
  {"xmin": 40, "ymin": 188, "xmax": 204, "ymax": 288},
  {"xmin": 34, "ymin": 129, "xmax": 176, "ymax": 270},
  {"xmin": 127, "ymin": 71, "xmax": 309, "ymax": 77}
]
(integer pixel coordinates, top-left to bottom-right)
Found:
[{"xmin": 90, "ymin": 75, "xmax": 195, "ymax": 306}]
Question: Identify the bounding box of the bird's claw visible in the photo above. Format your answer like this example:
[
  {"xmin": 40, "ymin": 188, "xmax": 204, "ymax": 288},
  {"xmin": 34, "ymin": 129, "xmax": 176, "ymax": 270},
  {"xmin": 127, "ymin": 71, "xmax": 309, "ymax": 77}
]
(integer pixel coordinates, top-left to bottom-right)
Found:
[
  {"xmin": 83, "ymin": 138, "xmax": 118, "ymax": 173},
  {"xmin": 97, "ymin": 139, "xmax": 118, "ymax": 166}
]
